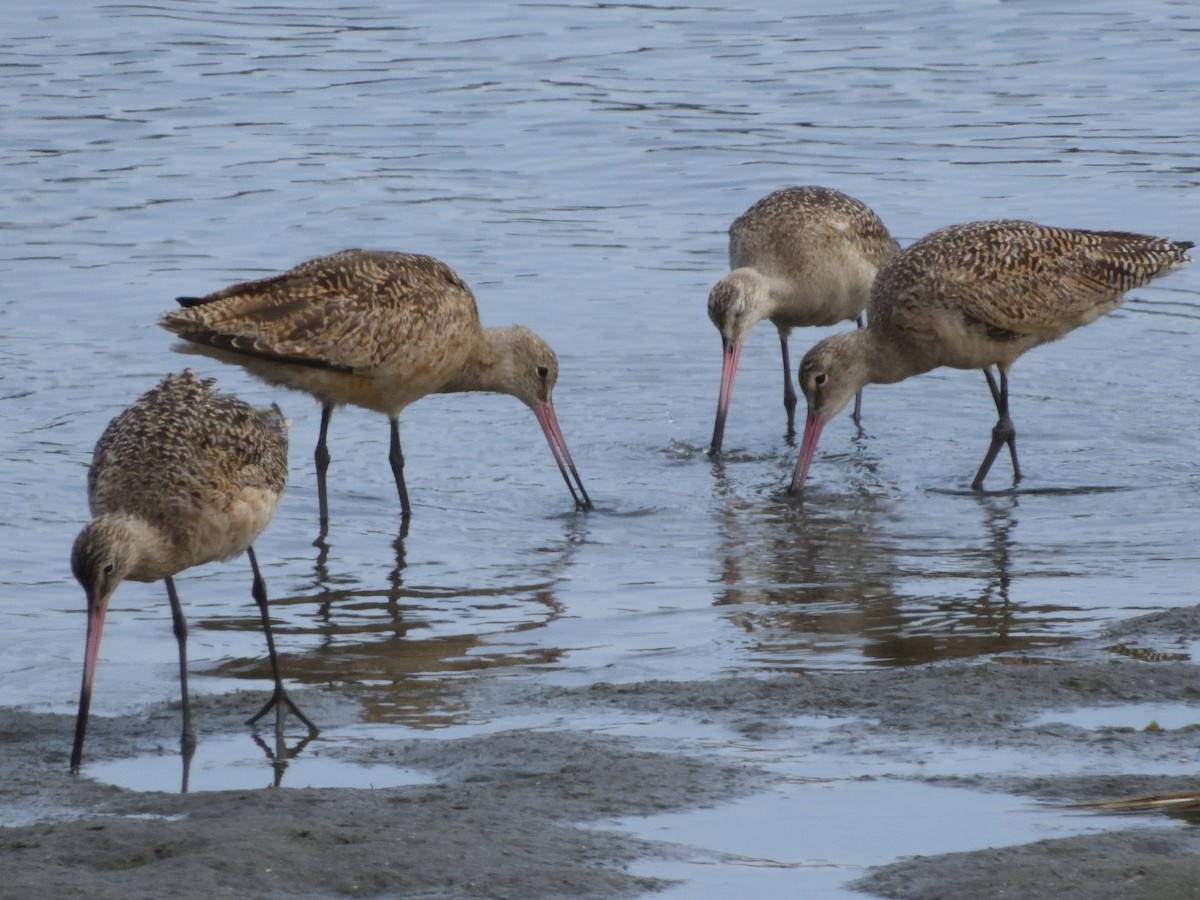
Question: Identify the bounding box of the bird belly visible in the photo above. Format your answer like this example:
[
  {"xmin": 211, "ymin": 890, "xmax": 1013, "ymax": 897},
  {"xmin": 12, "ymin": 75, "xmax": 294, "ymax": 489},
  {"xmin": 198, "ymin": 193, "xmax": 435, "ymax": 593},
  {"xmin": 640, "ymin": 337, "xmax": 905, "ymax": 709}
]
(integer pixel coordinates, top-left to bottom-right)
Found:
[
  {"xmin": 238, "ymin": 359, "xmax": 403, "ymax": 415},
  {"xmin": 928, "ymin": 325, "xmax": 1041, "ymax": 372},
  {"xmin": 177, "ymin": 487, "xmax": 280, "ymax": 569}
]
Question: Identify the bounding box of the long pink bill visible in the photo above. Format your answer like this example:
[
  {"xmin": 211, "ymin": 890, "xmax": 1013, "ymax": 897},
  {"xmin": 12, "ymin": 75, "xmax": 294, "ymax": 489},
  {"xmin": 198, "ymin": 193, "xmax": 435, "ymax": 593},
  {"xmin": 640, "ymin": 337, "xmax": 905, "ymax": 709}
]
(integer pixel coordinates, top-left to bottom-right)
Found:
[
  {"xmin": 708, "ymin": 339, "xmax": 743, "ymax": 456},
  {"xmin": 70, "ymin": 595, "xmax": 110, "ymax": 773},
  {"xmin": 534, "ymin": 401, "xmax": 592, "ymax": 511},
  {"xmin": 787, "ymin": 409, "xmax": 828, "ymax": 495}
]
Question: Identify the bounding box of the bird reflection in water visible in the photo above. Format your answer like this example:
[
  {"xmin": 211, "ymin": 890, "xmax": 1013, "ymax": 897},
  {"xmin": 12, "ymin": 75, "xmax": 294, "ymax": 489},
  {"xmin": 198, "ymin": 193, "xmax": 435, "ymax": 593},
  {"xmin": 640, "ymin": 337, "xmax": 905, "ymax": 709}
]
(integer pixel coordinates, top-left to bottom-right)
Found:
[
  {"xmin": 210, "ymin": 515, "xmax": 586, "ymax": 783},
  {"xmin": 710, "ymin": 485, "xmax": 1080, "ymax": 669},
  {"xmin": 252, "ymin": 729, "xmax": 318, "ymax": 789}
]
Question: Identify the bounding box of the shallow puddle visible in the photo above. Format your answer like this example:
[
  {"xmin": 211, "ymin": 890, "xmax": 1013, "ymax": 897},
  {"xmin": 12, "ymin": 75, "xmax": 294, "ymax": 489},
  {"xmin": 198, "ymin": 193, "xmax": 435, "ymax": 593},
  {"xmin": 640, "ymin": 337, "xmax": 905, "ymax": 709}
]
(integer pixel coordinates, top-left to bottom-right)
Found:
[
  {"xmin": 87, "ymin": 729, "xmax": 432, "ymax": 794},
  {"xmin": 607, "ymin": 780, "xmax": 1163, "ymax": 900}
]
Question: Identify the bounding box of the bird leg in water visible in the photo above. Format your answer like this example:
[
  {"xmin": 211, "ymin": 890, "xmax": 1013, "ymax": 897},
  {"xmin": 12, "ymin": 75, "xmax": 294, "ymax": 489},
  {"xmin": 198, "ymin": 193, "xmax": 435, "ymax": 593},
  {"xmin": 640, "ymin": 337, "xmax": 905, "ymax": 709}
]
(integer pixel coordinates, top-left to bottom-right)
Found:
[
  {"xmin": 315, "ymin": 404, "xmax": 333, "ymax": 528},
  {"xmin": 164, "ymin": 576, "xmax": 197, "ymax": 792},
  {"xmin": 779, "ymin": 331, "xmax": 798, "ymax": 440},
  {"xmin": 388, "ymin": 418, "xmax": 412, "ymax": 519},
  {"xmin": 972, "ymin": 368, "xmax": 1021, "ymax": 490},
  {"xmin": 245, "ymin": 547, "xmax": 319, "ymax": 739},
  {"xmin": 851, "ymin": 314, "xmax": 865, "ymax": 426}
]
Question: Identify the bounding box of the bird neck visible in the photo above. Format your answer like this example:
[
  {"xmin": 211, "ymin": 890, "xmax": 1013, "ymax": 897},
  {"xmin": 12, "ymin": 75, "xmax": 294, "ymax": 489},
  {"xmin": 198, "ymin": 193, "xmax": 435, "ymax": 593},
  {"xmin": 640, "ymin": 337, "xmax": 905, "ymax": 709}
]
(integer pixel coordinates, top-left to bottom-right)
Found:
[
  {"xmin": 439, "ymin": 326, "xmax": 522, "ymax": 398},
  {"xmin": 861, "ymin": 326, "xmax": 934, "ymax": 386}
]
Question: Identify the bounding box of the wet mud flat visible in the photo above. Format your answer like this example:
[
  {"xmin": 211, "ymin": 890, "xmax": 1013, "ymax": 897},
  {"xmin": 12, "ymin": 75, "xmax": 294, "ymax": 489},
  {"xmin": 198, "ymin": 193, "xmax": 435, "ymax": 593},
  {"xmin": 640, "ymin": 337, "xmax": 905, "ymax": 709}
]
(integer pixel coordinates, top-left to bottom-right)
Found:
[{"xmin": 5, "ymin": 606, "xmax": 1200, "ymax": 899}]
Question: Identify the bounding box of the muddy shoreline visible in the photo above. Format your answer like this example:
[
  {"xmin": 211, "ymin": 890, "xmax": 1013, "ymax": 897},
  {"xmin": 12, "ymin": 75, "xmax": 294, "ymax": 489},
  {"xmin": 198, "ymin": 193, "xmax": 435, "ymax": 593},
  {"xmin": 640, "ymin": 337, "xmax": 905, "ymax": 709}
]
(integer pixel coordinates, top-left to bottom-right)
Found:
[{"xmin": 5, "ymin": 607, "xmax": 1200, "ymax": 898}]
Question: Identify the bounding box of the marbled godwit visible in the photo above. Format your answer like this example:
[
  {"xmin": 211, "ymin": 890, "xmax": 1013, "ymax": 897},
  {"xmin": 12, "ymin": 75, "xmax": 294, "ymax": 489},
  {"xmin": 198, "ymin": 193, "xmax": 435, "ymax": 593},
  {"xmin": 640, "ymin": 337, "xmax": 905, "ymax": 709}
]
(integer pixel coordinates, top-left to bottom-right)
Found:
[
  {"xmin": 70, "ymin": 371, "xmax": 316, "ymax": 780},
  {"xmin": 707, "ymin": 186, "xmax": 899, "ymax": 454},
  {"xmin": 159, "ymin": 250, "xmax": 591, "ymax": 525},
  {"xmin": 788, "ymin": 220, "xmax": 1192, "ymax": 492}
]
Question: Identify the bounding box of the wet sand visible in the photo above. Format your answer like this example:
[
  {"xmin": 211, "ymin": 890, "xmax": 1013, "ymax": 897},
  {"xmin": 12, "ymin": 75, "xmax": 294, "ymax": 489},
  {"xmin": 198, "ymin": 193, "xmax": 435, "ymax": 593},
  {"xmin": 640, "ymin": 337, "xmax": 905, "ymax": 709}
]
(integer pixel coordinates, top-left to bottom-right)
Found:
[{"xmin": 5, "ymin": 606, "xmax": 1200, "ymax": 899}]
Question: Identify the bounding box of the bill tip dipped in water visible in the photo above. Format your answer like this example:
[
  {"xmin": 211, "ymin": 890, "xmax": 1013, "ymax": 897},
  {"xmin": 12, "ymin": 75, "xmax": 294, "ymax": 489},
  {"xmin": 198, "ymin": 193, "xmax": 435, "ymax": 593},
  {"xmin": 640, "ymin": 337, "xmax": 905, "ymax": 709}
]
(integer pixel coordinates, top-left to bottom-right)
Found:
[
  {"xmin": 708, "ymin": 339, "xmax": 742, "ymax": 457},
  {"xmin": 69, "ymin": 590, "xmax": 110, "ymax": 774},
  {"xmin": 788, "ymin": 410, "xmax": 828, "ymax": 495},
  {"xmin": 533, "ymin": 401, "xmax": 592, "ymax": 512}
]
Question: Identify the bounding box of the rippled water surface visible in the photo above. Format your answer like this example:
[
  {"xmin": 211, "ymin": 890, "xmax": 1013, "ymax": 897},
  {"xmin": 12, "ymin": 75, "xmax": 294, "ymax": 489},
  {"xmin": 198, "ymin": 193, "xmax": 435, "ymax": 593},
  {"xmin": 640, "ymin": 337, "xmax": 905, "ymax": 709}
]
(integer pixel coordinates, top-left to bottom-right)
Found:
[{"xmin": 3, "ymin": 0, "xmax": 1199, "ymax": 893}]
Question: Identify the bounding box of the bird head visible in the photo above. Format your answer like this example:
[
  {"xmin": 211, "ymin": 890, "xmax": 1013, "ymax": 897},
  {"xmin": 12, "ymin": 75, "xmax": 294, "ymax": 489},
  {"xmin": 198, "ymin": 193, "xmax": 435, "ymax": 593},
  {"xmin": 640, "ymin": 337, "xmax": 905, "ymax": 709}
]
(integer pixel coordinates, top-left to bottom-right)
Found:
[
  {"xmin": 487, "ymin": 325, "xmax": 559, "ymax": 410},
  {"xmin": 706, "ymin": 269, "xmax": 769, "ymax": 347},
  {"xmin": 797, "ymin": 331, "xmax": 870, "ymax": 424},
  {"xmin": 71, "ymin": 517, "xmax": 137, "ymax": 618},
  {"xmin": 789, "ymin": 331, "xmax": 871, "ymax": 493}
]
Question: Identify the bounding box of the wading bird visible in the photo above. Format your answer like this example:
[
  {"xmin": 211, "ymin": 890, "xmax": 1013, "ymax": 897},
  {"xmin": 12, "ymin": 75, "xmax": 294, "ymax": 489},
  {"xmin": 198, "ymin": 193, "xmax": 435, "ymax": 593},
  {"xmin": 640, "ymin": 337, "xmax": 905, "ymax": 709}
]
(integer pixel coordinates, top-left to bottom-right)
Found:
[
  {"xmin": 789, "ymin": 220, "xmax": 1192, "ymax": 492},
  {"xmin": 70, "ymin": 371, "xmax": 315, "ymax": 784},
  {"xmin": 707, "ymin": 186, "xmax": 899, "ymax": 454},
  {"xmin": 160, "ymin": 250, "xmax": 591, "ymax": 526}
]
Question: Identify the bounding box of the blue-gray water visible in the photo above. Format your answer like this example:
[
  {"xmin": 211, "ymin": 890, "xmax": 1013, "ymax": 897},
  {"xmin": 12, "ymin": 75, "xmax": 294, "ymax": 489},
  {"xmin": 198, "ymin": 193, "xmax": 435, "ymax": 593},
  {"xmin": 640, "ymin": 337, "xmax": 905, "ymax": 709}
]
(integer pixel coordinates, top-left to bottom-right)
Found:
[{"xmin": 3, "ymin": 0, "xmax": 1199, "ymax": 894}]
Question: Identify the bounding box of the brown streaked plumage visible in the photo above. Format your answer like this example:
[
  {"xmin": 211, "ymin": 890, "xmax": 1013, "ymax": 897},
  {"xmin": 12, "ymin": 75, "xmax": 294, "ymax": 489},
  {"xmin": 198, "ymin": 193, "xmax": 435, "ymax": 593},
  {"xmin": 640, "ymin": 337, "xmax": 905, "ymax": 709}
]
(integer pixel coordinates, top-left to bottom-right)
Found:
[
  {"xmin": 707, "ymin": 186, "xmax": 899, "ymax": 454},
  {"xmin": 70, "ymin": 371, "xmax": 315, "ymax": 786},
  {"xmin": 159, "ymin": 249, "xmax": 591, "ymax": 525},
  {"xmin": 789, "ymin": 220, "xmax": 1193, "ymax": 492}
]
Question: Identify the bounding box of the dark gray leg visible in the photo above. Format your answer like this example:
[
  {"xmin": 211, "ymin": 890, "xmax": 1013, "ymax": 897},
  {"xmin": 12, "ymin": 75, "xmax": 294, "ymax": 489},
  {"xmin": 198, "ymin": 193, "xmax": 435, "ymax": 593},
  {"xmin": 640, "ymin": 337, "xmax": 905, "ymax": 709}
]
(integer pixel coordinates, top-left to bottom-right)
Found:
[
  {"xmin": 972, "ymin": 368, "xmax": 1020, "ymax": 490},
  {"xmin": 315, "ymin": 404, "xmax": 333, "ymax": 527},
  {"xmin": 389, "ymin": 418, "xmax": 412, "ymax": 519},
  {"xmin": 245, "ymin": 546, "xmax": 319, "ymax": 738},
  {"xmin": 779, "ymin": 331, "xmax": 797, "ymax": 439},
  {"xmin": 852, "ymin": 315, "xmax": 865, "ymax": 425},
  {"xmin": 165, "ymin": 576, "xmax": 196, "ymax": 793}
]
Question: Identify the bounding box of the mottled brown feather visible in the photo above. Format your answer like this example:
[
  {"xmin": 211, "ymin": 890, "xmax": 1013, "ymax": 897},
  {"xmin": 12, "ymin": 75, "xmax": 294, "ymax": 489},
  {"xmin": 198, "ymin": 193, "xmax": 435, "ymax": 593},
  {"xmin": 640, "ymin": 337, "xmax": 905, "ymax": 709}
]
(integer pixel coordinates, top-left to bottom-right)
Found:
[
  {"xmin": 162, "ymin": 250, "xmax": 481, "ymax": 377},
  {"xmin": 791, "ymin": 218, "xmax": 1191, "ymax": 491},
  {"xmin": 871, "ymin": 220, "xmax": 1193, "ymax": 342},
  {"xmin": 709, "ymin": 186, "xmax": 900, "ymax": 336},
  {"xmin": 798, "ymin": 218, "xmax": 1192, "ymax": 426},
  {"xmin": 83, "ymin": 370, "xmax": 287, "ymax": 574},
  {"xmin": 729, "ymin": 185, "xmax": 900, "ymax": 286}
]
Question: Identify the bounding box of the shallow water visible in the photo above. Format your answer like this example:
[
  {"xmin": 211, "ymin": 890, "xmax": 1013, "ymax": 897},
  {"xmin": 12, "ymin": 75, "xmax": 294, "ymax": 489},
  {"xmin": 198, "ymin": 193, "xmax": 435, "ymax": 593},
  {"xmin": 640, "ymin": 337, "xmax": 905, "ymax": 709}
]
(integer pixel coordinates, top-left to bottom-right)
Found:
[
  {"xmin": 611, "ymin": 781, "xmax": 1163, "ymax": 899},
  {"xmin": 3, "ymin": 0, "xmax": 1199, "ymax": 893}
]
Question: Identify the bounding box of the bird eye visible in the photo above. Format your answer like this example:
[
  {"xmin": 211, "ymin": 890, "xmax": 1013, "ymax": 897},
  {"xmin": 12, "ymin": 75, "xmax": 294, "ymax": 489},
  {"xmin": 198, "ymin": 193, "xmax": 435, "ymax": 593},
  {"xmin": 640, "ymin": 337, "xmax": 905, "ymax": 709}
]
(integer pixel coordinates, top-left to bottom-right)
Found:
[
  {"xmin": 536, "ymin": 365, "xmax": 549, "ymax": 378},
  {"xmin": 102, "ymin": 563, "xmax": 114, "ymax": 575},
  {"xmin": 814, "ymin": 373, "xmax": 827, "ymax": 386}
]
